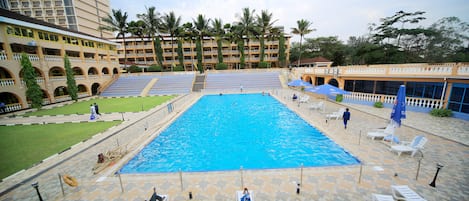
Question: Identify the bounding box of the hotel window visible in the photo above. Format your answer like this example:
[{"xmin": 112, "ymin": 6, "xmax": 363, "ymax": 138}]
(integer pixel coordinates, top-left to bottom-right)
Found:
[
  {"xmin": 32, "ymin": 1, "xmax": 40, "ymax": 7},
  {"xmin": 47, "ymin": 19, "xmax": 55, "ymax": 23},
  {"xmin": 63, "ymin": 36, "xmax": 79, "ymax": 45},
  {"xmin": 81, "ymin": 40, "xmax": 95, "ymax": 48},
  {"xmin": 21, "ymin": 2, "xmax": 29, "ymax": 7},
  {"xmin": 54, "ymin": 0, "xmax": 62, "ymax": 6},
  {"xmin": 57, "ymin": 9, "xmax": 64, "ymax": 15},
  {"xmin": 35, "ymin": 10, "xmax": 42, "ymax": 17},
  {"xmin": 448, "ymin": 83, "xmax": 469, "ymax": 113},
  {"xmin": 44, "ymin": 1, "xmax": 51, "ymax": 7},
  {"xmin": 24, "ymin": 10, "xmax": 32, "ymax": 16},
  {"xmin": 38, "ymin": 32, "xmax": 59, "ymax": 41},
  {"xmin": 10, "ymin": 2, "xmax": 18, "ymax": 8},
  {"xmin": 46, "ymin": 10, "xmax": 53, "ymax": 16}
]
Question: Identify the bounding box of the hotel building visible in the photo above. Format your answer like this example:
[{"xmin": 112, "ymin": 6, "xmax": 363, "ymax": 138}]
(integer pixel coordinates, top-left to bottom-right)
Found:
[
  {"xmin": 0, "ymin": 8, "xmax": 119, "ymax": 112},
  {"xmin": 0, "ymin": 0, "xmax": 113, "ymax": 38},
  {"xmin": 293, "ymin": 63, "xmax": 469, "ymax": 119},
  {"xmin": 111, "ymin": 34, "xmax": 291, "ymax": 71}
]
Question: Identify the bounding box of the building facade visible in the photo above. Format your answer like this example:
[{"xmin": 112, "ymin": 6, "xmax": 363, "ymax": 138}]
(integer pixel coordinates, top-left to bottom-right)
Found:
[
  {"xmin": 111, "ymin": 35, "xmax": 291, "ymax": 71},
  {"xmin": 0, "ymin": 8, "xmax": 119, "ymax": 112},
  {"xmin": 1, "ymin": 0, "xmax": 112, "ymax": 38},
  {"xmin": 295, "ymin": 63, "xmax": 469, "ymax": 118}
]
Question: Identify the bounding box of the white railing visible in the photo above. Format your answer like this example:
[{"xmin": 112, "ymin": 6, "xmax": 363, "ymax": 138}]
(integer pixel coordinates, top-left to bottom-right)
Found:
[
  {"xmin": 5, "ymin": 103, "xmax": 22, "ymax": 112},
  {"xmin": 342, "ymin": 67, "xmax": 386, "ymax": 74},
  {"xmin": 88, "ymin": 75, "xmax": 99, "ymax": 79},
  {"xmin": 77, "ymin": 92, "xmax": 88, "ymax": 98},
  {"xmin": 344, "ymin": 92, "xmax": 443, "ymax": 109},
  {"xmin": 44, "ymin": 55, "xmax": 62, "ymax": 62},
  {"xmin": 49, "ymin": 76, "xmax": 66, "ymax": 81},
  {"xmin": 458, "ymin": 66, "xmax": 469, "ymax": 75},
  {"xmin": 20, "ymin": 77, "xmax": 45, "ymax": 86},
  {"xmin": 0, "ymin": 78, "xmax": 15, "ymax": 86},
  {"xmin": 12, "ymin": 53, "xmax": 40, "ymax": 61},
  {"xmin": 68, "ymin": 57, "xmax": 82, "ymax": 62},
  {"xmin": 0, "ymin": 52, "xmax": 7, "ymax": 60},
  {"xmin": 54, "ymin": 95, "xmax": 71, "ymax": 102},
  {"xmin": 74, "ymin": 75, "xmax": 85, "ymax": 80},
  {"xmin": 84, "ymin": 58, "xmax": 96, "ymax": 63},
  {"xmin": 389, "ymin": 66, "xmax": 452, "ymax": 75}
]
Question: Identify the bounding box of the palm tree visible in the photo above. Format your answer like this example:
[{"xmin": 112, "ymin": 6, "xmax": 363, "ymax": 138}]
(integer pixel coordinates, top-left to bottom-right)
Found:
[
  {"xmin": 100, "ymin": 9, "xmax": 129, "ymax": 71},
  {"xmin": 211, "ymin": 18, "xmax": 225, "ymax": 65},
  {"xmin": 257, "ymin": 10, "xmax": 277, "ymax": 63},
  {"xmin": 236, "ymin": 7, "xmax": 256, "ymax": 68},
  {"xmin": 137, "ymin": 7, "xmax": 163, "ymax": 67},
  {"xmin": 193, "ymin": 14, "xmax": 211, "ymax": 73},
  {"xmin": 291, "ymin": 19, "xmax": 315, "ymax": 67},
  {"xmin": 160, "ymin": 11, "xmax": 181, "ymax": 71},
  {"xmin": 181, "ymin": 22, "xmax": 197, "ymax": 71},
  {"xmin": 226, "ymin": 24, "xmax": 245, "ymax": 69}
]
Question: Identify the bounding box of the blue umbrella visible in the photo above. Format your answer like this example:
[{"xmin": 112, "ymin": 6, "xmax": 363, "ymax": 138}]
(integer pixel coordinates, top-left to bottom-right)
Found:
[
  {"xmin": 305, "ymin": 84, "xmax": 349, "ymax": 95},
  {"xmin": 390, "ymin": 85, "xmax": 406, "ymax": 127},
  {"xmin": 288, "ymin": 79, "xmax": 313, "ymax": 87}
]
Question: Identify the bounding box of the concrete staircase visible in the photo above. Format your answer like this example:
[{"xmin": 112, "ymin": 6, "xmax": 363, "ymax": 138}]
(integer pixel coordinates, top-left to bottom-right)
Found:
[{"xmin": 192, "ymin": 74, "xmax": 205, "ymax": 92}]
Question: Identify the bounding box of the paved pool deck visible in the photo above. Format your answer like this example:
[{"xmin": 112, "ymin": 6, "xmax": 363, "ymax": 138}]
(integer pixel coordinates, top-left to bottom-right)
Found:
[{"xmin": 0, "ymin": 90, "xmax": 468, "ymax": 201}]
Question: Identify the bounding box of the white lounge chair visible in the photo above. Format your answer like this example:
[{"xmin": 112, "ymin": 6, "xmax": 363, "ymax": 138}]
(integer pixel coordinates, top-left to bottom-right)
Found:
[
  {"xmin": 308, "ymin": 101, "xmax": 324, "ymax": 110},
  {"xmin": 391, "ymin": 185, "xmax": 426, "ymax": 201},
  {"xmin": 367, "ymin": 124, "xmax": 395, "ymax": 140},
  {"xmin": 149, "ymin": 187, "xmax": 168, "ymax": 201},
  {"xmin": 372, "ymin": 193, "xmax": 394, "ymax": 201},
  {"xmin": 299, "ymin": 96, "xmax": 310, "ymax": 103},
  {"xmin": 236, "ymin": 190, "xmax": 253, "ymax": 201},
  {"xmin": 390, "ymin": 135, "xmax": 427, "ymax": 157},
  {"xmin": 326, "ymin": 108, "xmax": 346, "ymax": 120}
]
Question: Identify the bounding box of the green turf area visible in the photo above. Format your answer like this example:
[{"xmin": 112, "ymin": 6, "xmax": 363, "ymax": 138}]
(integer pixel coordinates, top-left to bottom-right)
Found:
[
  {"xmin": 23, "ymin": 95, "xmax": 175, "ymax": 116},
  {"xmin": 0, "ymin": 121, "xmax": 121, "ymax": 180}
]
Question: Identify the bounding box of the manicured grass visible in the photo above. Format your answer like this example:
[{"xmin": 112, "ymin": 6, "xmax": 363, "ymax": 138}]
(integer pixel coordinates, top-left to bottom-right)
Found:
[
  {"xmin": 23, "ymin": 95, "xmax": 175, "ymax": 116},
  {"xmin": 0, "ymin": 121, "xmax": 121, "ymax": 180}
]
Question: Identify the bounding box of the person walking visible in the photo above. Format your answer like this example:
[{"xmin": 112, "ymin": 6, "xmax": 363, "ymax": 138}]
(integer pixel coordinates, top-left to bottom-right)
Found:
[
  {"xmin": 342, "ymin": 108, "xmax": 351, "ymax": 129},
  {"xmin": 90, "ymin": 104, "xmax": 97, "ymax": 120},
  {"xmin": 94, "ymin": 103, "xmax": 101, "ymax": 116}
]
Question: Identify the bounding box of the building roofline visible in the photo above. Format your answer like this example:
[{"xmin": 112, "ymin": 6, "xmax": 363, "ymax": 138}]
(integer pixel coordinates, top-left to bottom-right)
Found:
[{"xmin": 0, "ymin": 8, "xmax": 118, "ymax": 46}]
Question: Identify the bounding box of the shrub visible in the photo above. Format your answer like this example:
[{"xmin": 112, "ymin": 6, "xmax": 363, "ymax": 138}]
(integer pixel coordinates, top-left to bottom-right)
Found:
[
  {"xmin": 258, "ymin": 61, "xmax": 270, "ymax": 68},
  {"xmin": 216, "ymin": 63, "xmax": 228, "ymax": 70},
  {"xmin": 335, "ymin": 94, "xmax": 343, "ymax": 102},
  {"xmin": 173, "ymin": 65, "xmax": 184, "ymax": 71},
  {"xmin": 430, "ymin": 108, "xmax": 453, "ymax": 117},
  {"xmin": 374, "ymin": 101, "xmax": 383, "ymax": 108},
  {"xmin": 147, "ymin": 64, "xmax": 162, "ymax": 72},
  {"xmin": 128, "ymin": 65, "xmax": 141, "ymax": 73}
]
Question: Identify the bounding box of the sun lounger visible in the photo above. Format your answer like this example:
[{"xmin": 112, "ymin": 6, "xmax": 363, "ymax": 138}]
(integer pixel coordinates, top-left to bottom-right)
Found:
[
  {"xmin": 309, "ymin": 101, "xmax": 324, "ymax": 110},
  {"xmin": 390, "ymin": 135, "xmax": 427, "ymax": 157},
  {"xmin": 367, "ymin": 124, "xmax": 395, "ymax": 140},
  {"xmin": 391, "ymin": 185, "xmax": 426, "ymax": 201},
  {"xmin": 149, "ymin": 187, "xmax": 168, "ymax": 201},
  {"xmin": 372, "ymin": 193, "xmax": 394, "ymax": 201},
  {"xmin": 326, "ymin": 108, "xmax": 346, "ymax": 120}
]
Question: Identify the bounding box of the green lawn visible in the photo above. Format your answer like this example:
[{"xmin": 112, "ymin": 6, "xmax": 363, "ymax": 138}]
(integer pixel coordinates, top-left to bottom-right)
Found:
[
  {"xmin": 23, "ymin": 95, "xmax": 175, "ymax": 116},
  {"xmin": 0, "ymin": 121, "xmax": 122, "ymax": 180}
]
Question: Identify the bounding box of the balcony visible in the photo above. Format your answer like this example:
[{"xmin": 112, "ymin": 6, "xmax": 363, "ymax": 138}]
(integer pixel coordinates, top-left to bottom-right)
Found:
[
  {"xmin": 13, "ymin": 53, "xmax": 39, "ymax": 61},
  {"xmin": 0, "ymin": 78, "xmax": 15, "ymax": 86},
  {"xmin": 344, "ymin": 92, "xmax": 443, "ymax": 109}
]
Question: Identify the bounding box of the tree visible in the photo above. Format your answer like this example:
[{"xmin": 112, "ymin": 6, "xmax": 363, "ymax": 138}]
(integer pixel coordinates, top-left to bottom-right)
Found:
[
  {"xmin": 425, "ymin": 17, "xmax": 469, "ymax": 62},
  {"xmin": 278, "ymin": 33, "xmax": 287, "ymax": 67},
  {"xmin": 100, "ymin": 9, "xmax": 129, "ymax": 71},
  {"xmin": 160, "ymin": 11, "xmax": 182, "ymax": 71},
  {"xmin": 257, "ymin": 10, "xmax": 277, "ymax": 63},
  {"xmin": 193, "ymin": 14, "xmax": 211, "ymax": 73},
  {"xmin": 64, "ymin": 55, "xmax": 78, "ymax": 101},
  {"xmin": 21, "ymin": 53, "xmax": 42, "ymax": 109},
  {"xmin": 226, "ymin": 24, "xmax": 245, "ymax": 69},
  {"xmin": 236, "ymin": 7, "xmax": 257, "ymax": 68},
  {"xmin": 180, "ymin": 22, "xmax": 197, "ymax": 71},
  {"xmin": 211, "ymin": 18, "xmax": 225, "ymax": 64},
  {"xmin": 138, "ymin": 7, "xmax": 164, "ymax": 67},
  {"xmin": 291, "ymin": 19, "xmax": 315, "ymax": 67},
  {"xmin": 303, "ymin": 36, "xmax": 346, "ymax": 66}
]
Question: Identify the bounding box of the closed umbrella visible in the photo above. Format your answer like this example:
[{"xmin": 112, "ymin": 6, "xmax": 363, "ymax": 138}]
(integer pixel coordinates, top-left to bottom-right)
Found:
[{"xmin": 387, "ymin": 85, "xmax": 406, "ymax": 144}]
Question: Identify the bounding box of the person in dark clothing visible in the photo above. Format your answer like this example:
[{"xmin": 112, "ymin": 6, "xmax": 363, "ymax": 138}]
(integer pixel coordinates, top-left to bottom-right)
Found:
[
  {"xmin": 0, "ymin": 102, "xmax": 6, "ymax": 113},
  {"xmin": 343, "ymin": 108, "xmax": 351, "ymax": 129},
  {"xmin": 94, "ymin": 103, "xmax": 101, "ymax": 116}
]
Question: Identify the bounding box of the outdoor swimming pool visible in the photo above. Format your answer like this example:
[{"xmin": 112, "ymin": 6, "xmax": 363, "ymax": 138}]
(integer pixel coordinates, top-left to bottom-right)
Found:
[{"xmin": 120, "ymin": 93, "xmax": 360, "ymax": 173}]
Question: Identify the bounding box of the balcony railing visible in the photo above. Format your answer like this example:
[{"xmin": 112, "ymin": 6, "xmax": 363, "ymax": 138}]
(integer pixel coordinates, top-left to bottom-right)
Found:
[
  {"xmin": 44, "ymin": 55, "xmax": 62, "ymax": 62},
  {"xmin": 13, "ymin": 53, "xmax": 40, "ymax": 61},
  {"xmin": 0, "ymin": 52, "xmax": 7, "ymax": 60},
  {"xmin": 343, "ymin": 92, "xmax": 443, "ymax": 109},
  {"xmin": 4, "ymin": 103, "xmax": 22, "ymax": 112},
  {"xmin": 49, "ymin": 76, "xmax": 66, "ymax": 81},
  {"xmin": 0, "ymin": 78, "xmax": 15, "ymax": 86},
  {"xmin": 21, "ymin": 77, "xmax": 45, "ymax": 86},
  {"xmin": 54, "ymin": 95, "xmax": 71, "ymax": 102}
]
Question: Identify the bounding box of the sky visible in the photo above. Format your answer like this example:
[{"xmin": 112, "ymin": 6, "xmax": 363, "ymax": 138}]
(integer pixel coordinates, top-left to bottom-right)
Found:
[{"xmin": 109, "ymin": 0, "xmax": 469, "ymax": 43}]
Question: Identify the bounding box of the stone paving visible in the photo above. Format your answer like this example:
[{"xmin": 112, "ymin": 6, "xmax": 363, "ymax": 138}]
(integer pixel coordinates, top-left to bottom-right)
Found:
[{"xmin": 0, "ymin": 90, "xmax": 468, "ymax": 201}]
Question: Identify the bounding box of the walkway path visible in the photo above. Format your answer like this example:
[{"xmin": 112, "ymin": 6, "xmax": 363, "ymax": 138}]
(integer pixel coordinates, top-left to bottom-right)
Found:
[{"xmin": 0, "ymin": 91, "xmax": 467, "ymax": 201}]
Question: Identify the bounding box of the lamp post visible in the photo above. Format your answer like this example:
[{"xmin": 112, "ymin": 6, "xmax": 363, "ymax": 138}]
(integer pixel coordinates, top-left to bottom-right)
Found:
[
  {"xmin": 429, "ymin": 163, "xmax": 443, "ymax": 187},
  {"xmin": 31, "ymin": 182, "xmax": 44, "ymax": 201}
]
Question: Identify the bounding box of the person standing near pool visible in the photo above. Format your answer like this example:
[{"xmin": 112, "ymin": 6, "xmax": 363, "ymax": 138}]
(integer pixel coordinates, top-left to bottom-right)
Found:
[{"xmin": 343, "ymin": 108, "xmax": 351, "ymax": 129}]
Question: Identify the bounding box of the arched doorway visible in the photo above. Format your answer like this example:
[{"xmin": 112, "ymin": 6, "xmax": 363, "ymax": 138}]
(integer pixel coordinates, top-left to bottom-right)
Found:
[
  {"xmin": 0, "ymin": 92, "xmax": 23, "ymax": 112},
  {"xmin": 328, "ymin": 78, "xmax": 339, "ymax": 87},
  {"xmin": 91, "ymin": 83, "xmax": 100, "ymax": 95}
]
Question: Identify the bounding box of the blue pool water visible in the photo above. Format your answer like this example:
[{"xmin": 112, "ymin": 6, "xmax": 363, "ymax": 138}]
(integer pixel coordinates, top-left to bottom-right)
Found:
[{"xmin": 120, "ymin": 93, "xmax": 360, "ymax": 173}]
